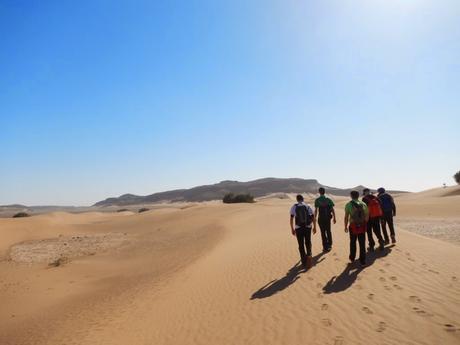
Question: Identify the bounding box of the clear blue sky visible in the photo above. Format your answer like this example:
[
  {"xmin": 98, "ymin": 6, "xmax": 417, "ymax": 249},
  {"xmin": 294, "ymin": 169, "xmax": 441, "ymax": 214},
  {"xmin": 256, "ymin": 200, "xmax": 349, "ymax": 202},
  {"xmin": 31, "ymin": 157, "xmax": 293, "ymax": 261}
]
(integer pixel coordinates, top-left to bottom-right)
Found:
[{"xmin": 1, "ymin": 0, "xmax": 459, "ymax": 206}]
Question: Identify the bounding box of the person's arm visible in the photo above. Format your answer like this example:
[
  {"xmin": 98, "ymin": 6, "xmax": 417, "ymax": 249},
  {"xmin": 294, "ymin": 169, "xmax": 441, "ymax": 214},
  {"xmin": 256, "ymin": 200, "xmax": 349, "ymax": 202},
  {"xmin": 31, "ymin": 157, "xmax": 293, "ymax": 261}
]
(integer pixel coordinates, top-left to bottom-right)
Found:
[
  {"xmin": 391, "ymin": 196, "xmax": 396, "ymax": 217},
  {"xmin": 344, "ymin": 212, "xmax": 349, "ymax": 233},
  {"xmin": 330, "ymin": 199, "xmax": 336, "ymax": 224},
  {"xmin": 315, "ymin": 207, "xmax": 318, "ymax": 225},
  {"xmin": 312, "ymin": 212, "xmax": 317, "ymax": 234},
  {"xmin": 290, "ymin": 216, "xmax": 296, "ymax": 236}
]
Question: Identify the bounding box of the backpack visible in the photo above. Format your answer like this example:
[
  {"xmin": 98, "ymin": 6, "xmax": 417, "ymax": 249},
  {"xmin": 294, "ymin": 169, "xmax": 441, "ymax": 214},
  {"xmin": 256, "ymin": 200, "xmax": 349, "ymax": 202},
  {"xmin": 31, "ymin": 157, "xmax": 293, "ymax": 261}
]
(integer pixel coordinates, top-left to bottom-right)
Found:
[
  {"xmin": 367, "ymin": 196, "xmax": 383, "ymax": 218},
  {"xmin": 378, "ymin": 193, "xmax": 393, "ymax": 213},
  {"xmin": 350, "ymin": 201, "xmax": 366, "ymax": 234},
  {"xmin": 295, "ymin": 204, "xmax": 313, "ymax": 227},
  {"xmin": 318, "ymin": 198, "xmax": 332, "ymax": 220}
]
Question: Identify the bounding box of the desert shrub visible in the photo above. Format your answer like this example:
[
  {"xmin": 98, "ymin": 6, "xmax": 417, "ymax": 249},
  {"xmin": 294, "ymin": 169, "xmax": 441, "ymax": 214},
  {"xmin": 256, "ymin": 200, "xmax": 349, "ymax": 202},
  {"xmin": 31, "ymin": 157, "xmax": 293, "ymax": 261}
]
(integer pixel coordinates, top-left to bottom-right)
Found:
[
  {"xmin": 48, "ymin": 256, "xmax": 68, "ymax": 267},
  {"xmin": 454, "ymin": 171, "xmax": 460, "ymax": 185},
  {"xmin": 222, "ymin": 193, "xmax": 255, "ymax": 204},
  {"xmin": 117, "ymin": 208, "xmax": 129, "ymax": 212},
  {"xmin": 13, "ymin": 212, "xmax": 30, "ymax": 218},
  {"xmin": 138, "ymin": 207, "xmax": 150, "ymax": 213}
]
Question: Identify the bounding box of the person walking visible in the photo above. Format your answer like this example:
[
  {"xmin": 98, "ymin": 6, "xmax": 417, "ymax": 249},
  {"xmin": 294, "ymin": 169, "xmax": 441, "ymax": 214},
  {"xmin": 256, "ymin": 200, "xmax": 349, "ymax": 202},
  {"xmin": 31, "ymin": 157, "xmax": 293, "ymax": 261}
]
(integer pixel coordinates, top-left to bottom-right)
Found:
[
  {"xmin": 314, "ymin": 187, "xmax": 336, "ymax": 252},
  {"xmin": 290, "ymin": 194, "xmax": 316, "ymax": 269},
  {"xmin": 377, "ymin": 187, "xmax": 397, "ymax": 244},
  {"xmin": 344, "ymin": 190, "xmax": 369, "ymax": 267},
  {"xmin": 362, "ymin": 188, "xmax": 385, "ymax": 251}
]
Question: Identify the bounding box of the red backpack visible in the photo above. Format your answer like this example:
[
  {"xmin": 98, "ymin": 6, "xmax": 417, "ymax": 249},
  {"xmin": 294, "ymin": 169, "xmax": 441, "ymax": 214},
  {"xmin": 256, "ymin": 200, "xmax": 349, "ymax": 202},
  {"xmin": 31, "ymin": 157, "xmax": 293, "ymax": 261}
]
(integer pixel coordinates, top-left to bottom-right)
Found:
[{"xmin": 367, "ymin": 196, "xmax": 383, "ymax": 218}]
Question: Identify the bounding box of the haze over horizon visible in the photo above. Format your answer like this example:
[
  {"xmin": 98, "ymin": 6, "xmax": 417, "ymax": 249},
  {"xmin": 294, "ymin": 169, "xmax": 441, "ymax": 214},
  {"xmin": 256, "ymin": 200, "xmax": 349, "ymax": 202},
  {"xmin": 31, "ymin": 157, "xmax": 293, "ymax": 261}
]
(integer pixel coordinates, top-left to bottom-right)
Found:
[{"xmin": 2, "ymin": 0, "xmax": 459, "ymax": 206}]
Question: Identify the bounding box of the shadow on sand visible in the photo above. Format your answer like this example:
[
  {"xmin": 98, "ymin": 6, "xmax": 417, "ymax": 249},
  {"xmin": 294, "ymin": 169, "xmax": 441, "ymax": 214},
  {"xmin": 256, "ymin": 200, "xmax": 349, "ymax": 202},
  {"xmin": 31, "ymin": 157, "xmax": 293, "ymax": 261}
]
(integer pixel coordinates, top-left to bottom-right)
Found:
[
  {"xmin": 250, "ymin": 252, "xmax": 326, "ymax": 300},
  {"xmin": 322, "ymin": 245, "xmax": 394, "ymax": 294}
]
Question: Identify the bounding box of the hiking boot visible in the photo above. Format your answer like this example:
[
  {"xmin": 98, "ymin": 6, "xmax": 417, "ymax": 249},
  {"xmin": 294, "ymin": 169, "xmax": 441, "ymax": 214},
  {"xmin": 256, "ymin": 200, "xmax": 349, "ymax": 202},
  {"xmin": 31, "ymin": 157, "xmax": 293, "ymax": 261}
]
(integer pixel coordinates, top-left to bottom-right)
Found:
[
  {"xmin": 379, "ymin": 243, "xmax": 385, "ymax": 251},
  {"xmin": 384, "ymin": 239, "xmax": 390, "ymax": 245},
  {"xmin": 368, "ymin": 246, "xmax": 375, "ymax": 252},
  {"xmin": 391, "ymin": 236, "xmax": 396, "ymax": 244},
  {"xmin": 306, "ymin": 256, "xmax": 313, "ymax": 269}
]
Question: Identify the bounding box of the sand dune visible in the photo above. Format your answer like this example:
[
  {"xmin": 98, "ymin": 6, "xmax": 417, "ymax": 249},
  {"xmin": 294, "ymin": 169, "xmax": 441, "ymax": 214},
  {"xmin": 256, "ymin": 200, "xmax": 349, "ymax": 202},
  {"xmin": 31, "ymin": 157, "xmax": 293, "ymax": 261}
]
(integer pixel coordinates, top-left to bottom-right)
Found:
[{"xmin": 1, "ymin": 189, "xmax": 459, "ymax": 345}]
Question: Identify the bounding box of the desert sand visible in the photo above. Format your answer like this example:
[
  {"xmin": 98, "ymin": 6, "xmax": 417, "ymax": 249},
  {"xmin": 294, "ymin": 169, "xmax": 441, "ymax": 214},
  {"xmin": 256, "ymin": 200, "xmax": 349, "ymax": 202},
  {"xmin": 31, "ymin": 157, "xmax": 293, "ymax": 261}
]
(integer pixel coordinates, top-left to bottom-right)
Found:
[{"xmin": 1, "ymin": 187, "xmax": 459, "ymax": 345}]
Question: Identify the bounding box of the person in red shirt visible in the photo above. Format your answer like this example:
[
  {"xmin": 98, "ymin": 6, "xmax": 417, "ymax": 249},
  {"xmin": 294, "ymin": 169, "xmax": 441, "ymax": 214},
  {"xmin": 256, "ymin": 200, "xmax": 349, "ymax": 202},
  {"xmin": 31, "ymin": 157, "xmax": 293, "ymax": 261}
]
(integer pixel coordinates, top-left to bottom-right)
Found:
[{"xmin": 362, "ymin": 188, "xmax": 385, "ymax": 251}]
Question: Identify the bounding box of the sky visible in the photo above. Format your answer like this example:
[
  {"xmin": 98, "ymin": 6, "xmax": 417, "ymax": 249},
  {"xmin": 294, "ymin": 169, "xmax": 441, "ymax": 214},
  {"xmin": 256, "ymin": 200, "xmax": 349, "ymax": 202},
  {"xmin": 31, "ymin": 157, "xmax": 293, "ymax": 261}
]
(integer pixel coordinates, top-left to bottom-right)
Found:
[{"xmin": 1, "ymin": 0, "xmax": 459, "ymax": 206}]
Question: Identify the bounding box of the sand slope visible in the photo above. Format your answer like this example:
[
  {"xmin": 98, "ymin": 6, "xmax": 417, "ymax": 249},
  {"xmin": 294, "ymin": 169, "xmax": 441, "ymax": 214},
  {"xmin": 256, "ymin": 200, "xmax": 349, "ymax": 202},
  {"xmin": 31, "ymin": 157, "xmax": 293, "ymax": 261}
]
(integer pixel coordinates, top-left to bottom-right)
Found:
[{"xmin": 1, "ymin": 192, "xmax": 459, "ymax": 345}]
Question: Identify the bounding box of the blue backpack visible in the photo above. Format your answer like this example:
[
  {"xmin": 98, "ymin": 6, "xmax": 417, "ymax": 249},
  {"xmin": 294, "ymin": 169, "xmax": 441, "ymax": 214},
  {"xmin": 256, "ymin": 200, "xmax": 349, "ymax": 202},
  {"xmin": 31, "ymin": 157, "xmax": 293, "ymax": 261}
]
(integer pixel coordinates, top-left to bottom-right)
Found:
[{"xmin": 378, "ymin": 193, "xmax": 393, "ymax": 213}]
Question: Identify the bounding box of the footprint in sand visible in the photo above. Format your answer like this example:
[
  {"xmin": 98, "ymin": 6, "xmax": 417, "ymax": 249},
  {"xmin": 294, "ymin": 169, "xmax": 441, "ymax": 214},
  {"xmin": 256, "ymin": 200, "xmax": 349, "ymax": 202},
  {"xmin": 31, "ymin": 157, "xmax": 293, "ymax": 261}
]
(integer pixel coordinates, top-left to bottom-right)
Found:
[
  {"xmin": 367, "ymin": 293, "xmax": 375, "ymax": 300},
  {"xmin": 355, "ymin": 284, "xmax": 363, "ymax": 290},
  {"xmin": 317, "ymin": 292, "xmax": 324, "ymax": 299},
  {"xmin": 316, "ymin": 283, "xmax": 322, "ymax": 288},
  {"xmin": 334, "ymin": 336, "xmax": 344, "ymax": 345},
  {"xmin": 379, "ymin": 269, "xmax": 386, "ymax": 273},
  {"xmin": 379, "ymin": 277, "xmax": 386, "ymax": 282},
  {"xmin": 334, "ymin": 258, "xmax": 340, "ymax": 261},
  {"xmin": 409, "ymin": 295, "xmax": 421, "ymax": 303},
  {"xmin": 384, "ymin": 263, "xmax": 391, "ymax": 267},
  {"xmin": 389, "ymin": 276, "xmax": 397, "ymax": 281},
  {"xmin": 307, "ymin": 276, "xmax": 314, "ymax": 281},
  {"xmin": 321, "ymin": 304, "xmax": 329, "ymax": 311},
  {"xmin": 333, "ymin": 253, "xmax": 337, "ymax": 256},
  {"xmin": 377, "ymin": 321, "xmax": 387, "ymax": 332},
  {"xmin": 322, "ymin": 318, "xmax": 332, "ymax": 326},
  {"xmin": 393, "ymin": 284, "xmax": 403, "ymax": 290},
  {"xmin": 412, "ymin": 307, "xmax": 432, "ymax": 317},
  {"xmin": 428, "ymin": 269, "xmax": 439, "ymax": 274},
  {"xmin": 384, "ymin": 285, "xmax": 392, "ymax": 291},
  {"xmin": 362, "ymin": 306, "xmax": 373, "ymax": 314},
  {"xmin": 444, "ymin": 324, "xmax": 457, "ymax": 332},
  {"xmin": 452, "ymin": 276, "xmax": 458, "ymax": 282}
]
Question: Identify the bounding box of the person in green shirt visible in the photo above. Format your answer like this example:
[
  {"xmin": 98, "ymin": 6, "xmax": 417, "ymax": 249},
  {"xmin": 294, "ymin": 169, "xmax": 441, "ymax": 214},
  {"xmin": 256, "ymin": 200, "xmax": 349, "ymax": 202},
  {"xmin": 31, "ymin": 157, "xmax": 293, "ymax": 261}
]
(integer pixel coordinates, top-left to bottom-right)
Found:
[
  {"xmin": 344, "ymin": 190, "xmax": 369, "ymax": 266},
  {"xmin": 314, "ymin": 187, "xmax": 336, "ymax": 252}
]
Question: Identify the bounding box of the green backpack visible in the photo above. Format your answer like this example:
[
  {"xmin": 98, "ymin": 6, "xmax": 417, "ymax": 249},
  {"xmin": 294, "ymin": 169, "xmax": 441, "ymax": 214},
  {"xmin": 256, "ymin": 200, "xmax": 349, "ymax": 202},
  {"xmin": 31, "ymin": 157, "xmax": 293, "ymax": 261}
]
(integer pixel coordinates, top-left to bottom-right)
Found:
[{"xmin": 351, "ymin": 201, "xmax": 366, "ymax": 226}]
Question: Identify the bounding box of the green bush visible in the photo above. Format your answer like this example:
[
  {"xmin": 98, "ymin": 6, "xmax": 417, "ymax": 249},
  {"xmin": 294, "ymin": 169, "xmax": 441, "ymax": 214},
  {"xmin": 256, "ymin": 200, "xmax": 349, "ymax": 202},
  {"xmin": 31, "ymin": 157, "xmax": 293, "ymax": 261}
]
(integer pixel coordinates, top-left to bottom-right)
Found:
[
  {"xmin": 13, "ymin": 212, "xmax": 30, "ymax": 218},
  {"xmin": 222, "ymin": 193, "xmax": 255, "ymax": 204},
  {"xmin": 138, "ymin": 207, "xmax": 150, "ymax": 213},
  {"xmin": 454, "ymin": 171, "xmax": 460, "ymax": 185},
  {"xmin": 117, "ymin": 208, "xmax": 129, "ymax": 212}
]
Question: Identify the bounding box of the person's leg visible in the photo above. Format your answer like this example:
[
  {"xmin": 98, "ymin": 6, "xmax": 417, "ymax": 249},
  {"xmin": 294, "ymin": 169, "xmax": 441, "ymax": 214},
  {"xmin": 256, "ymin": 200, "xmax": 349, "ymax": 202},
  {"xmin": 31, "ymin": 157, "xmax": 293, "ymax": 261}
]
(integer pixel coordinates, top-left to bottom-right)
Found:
[
  {"xmin": 318, "ymin": 220, "xmax": 328, "ymax": 251},
  {"xmin": 358, "ymin": 233, "xmax": 366, "ymax": 265},
  {"xmin": 305, "ymin": 226, "xmax": 312, "ymax": 257},
  {"xmin": 325, "ymin": 219, "xmax": 333, "ymax": 249},
  {"xmin": 349, "ymin": 231, "xmax": 357, "ymax": 262},
  {"xmin": 372, "ymin": 217, "xmax": 385, "ymax": 249},
  {"xmin": 387, "ymin": 214, "xmax": 396, "ymax": 242},
  {"xmin": 381, "ymin": 218, "xmax": 390, "ymax": 244},
  {"xmin": 295, "ymin": 228, "xmax": 307, "ymax": 265},
  {"xmin": 366, "ymin": 221, "xmax": 375, "ymax": 250}
]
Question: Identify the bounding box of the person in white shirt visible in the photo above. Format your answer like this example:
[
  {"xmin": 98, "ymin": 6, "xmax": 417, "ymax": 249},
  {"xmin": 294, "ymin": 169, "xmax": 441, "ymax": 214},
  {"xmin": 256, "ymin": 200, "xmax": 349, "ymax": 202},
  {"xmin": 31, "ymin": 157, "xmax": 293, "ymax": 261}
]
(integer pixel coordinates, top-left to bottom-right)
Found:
[{"xmin": 290, "ymin": 194, "xmax": 316, "ymax": 268}]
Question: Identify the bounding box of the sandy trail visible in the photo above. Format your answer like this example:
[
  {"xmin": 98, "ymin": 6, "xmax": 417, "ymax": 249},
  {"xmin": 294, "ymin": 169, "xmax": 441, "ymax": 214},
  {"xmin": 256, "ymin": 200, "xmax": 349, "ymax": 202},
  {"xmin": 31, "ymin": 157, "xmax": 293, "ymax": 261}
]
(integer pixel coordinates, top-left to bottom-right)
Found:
[{"xmin": 1, "ymin": 195, "xmax": 460, "ymax": 345}]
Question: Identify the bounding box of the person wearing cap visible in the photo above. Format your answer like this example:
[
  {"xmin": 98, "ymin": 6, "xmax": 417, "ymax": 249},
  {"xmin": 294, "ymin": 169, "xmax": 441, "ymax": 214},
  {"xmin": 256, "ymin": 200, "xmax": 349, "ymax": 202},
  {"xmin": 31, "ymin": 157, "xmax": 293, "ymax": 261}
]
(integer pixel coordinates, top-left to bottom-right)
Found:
[
  {"xmin": 290, "ymin": 194, "xmax": 316, "ymax": 268},
  {"xmin": 362, "ymin": 188, "xmax": 385, "ymax": 251},
  {"xmin": 314, "ymin": 187, "xmax": 336, "ymax": 252},
  {"xmin": 377, "ymin": 187, "xmax": 397, "ymax": 244}
]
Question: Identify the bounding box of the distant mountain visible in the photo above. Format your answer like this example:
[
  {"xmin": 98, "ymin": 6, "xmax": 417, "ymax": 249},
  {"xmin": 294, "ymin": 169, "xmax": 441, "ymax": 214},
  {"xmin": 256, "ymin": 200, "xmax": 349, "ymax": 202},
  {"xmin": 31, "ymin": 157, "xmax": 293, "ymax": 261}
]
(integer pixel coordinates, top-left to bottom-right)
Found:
[{"xmin": 93, "ymin": 177, "xmax": 406, "ymax": 207}]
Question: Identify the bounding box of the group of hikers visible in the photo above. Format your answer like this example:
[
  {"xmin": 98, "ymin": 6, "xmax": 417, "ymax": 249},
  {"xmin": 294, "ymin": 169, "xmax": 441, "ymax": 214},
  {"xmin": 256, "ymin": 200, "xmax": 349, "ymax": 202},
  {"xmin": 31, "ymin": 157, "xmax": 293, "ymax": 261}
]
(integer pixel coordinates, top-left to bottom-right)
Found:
[{"xmin": 289, "ymin": 187, "xmax": 397, "ymax": 268}]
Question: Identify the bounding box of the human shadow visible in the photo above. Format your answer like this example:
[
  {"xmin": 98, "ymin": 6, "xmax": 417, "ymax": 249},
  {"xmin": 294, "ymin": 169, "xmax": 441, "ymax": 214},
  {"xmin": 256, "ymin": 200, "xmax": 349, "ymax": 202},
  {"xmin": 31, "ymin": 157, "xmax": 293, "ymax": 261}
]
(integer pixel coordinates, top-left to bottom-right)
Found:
[
  {"xmin": 322, "ymin": 246, "xmax": 393, "ymax": 294},
  {"xmin": 251, "ymin": 252, "xmax": 326, "ymax": 300}
]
